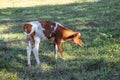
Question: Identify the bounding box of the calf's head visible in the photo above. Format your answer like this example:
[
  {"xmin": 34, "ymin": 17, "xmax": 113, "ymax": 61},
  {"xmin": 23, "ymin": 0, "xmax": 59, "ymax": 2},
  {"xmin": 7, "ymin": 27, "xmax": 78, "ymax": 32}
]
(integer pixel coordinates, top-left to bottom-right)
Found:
[{"xmin": 69, "ymin": 32, "xmax": 83, "ymax": 47}]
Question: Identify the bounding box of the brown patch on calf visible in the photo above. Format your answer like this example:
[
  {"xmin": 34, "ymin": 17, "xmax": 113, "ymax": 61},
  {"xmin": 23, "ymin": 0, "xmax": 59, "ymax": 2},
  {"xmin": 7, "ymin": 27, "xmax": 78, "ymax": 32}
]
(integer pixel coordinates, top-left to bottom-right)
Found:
[
  {"xmin": 23, "ymin": 24, "xmax": 35, "ymax": 43},
  {"xmin": 72, "ymin": 33, "xmax": 83, "ymax": 46},
  {"xmin": 53, "ymin": 25, "xmax": 83, "ymax": 58},
  {"xmin": 23, "ymin": 21, "xmax": 83, "ymax": 60},
  {"xmin": 40, "ymin": 21, "xmax": 56, "ymax": 39},
  {"xmin": 23, "ymin": 24, "xmax": 32, "ymax": 33}
]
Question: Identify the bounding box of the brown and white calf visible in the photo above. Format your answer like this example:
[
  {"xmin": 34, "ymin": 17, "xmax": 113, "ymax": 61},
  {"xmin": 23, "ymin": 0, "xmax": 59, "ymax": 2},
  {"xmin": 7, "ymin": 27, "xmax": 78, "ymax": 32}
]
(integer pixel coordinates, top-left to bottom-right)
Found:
[{"xmin": 23, "ymin": 21, "xmax": 83, "ymax": 66}]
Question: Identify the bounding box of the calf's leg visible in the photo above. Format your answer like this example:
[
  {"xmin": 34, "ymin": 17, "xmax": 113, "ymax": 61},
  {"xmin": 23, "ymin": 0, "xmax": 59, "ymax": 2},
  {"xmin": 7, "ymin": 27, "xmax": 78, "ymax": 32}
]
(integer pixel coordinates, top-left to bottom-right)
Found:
[
  {"xmin": 54, "ymin": 43, "xmax": 58, "ymax": 59},
  {"xmin": 56, "ymin": 42, "xmax": 64, "ymax": 59},
  {"xmin": 26, "ymin": 40, "xmax": 32, "ymax": 67},
  {"xmin": 33, "ymin": 37, "xmax": 40, "ymax": 65}
]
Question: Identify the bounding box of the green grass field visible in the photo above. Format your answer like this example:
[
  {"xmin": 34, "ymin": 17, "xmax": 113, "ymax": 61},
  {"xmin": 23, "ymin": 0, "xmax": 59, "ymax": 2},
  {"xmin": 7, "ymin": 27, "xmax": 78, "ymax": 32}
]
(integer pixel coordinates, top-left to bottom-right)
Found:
[{"xmin": 0, "ymin": 0, "xmax": 120, "ymax": 80}]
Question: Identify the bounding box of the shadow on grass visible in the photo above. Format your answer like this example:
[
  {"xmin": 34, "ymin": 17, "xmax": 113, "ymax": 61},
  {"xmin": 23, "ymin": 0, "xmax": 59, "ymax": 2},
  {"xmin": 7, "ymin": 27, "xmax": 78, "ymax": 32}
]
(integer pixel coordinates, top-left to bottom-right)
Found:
[
  {"xmin": 0, "ymin": 0, "xmax": 120, "ymax": 80},
  {"xmin": 0, "ymin": 0, "xmax": 119, "ymax": 46},
  {"xmin": 0, "ymin": 43, "xmax": 120, "ymax": 80}
]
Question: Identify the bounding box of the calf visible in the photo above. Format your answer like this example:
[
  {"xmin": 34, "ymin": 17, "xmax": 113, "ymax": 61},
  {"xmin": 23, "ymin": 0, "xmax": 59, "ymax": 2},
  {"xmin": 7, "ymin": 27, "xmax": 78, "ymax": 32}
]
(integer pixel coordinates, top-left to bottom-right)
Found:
[{"xmin": 23, "ymin": 21, "xmax": 83, "ymax": 66}]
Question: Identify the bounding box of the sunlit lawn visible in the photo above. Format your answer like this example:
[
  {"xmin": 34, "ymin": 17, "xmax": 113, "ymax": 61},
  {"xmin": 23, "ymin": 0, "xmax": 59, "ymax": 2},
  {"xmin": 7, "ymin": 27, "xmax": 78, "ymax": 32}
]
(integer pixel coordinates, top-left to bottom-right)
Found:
[
  {"xmin": 0, "ymin": 0, "xmax": 120, "ymax": 80},
  {"xmin": 0, "ymin": 0, "xmax": 98, "ymax": 8}
]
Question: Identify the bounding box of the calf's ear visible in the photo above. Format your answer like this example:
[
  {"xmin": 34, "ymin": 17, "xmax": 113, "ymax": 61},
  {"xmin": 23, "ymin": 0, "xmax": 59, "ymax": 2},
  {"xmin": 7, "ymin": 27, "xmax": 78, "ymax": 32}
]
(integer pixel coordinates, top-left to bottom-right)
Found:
[
  {"xmin": 67, "ymin": 33, "xmax": 78, "ymax": 39},
  {"xmin": 67, "ymin": 35, "xmax": 74, "ymax": 39}
]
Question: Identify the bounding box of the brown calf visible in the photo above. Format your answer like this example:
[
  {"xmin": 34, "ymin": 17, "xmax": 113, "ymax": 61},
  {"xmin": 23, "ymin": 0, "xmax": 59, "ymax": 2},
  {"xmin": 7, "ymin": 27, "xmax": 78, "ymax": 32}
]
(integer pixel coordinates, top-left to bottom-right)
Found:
[{"xmin": 23, "ymin": 21, "xmax": 83, "ymax": 66}]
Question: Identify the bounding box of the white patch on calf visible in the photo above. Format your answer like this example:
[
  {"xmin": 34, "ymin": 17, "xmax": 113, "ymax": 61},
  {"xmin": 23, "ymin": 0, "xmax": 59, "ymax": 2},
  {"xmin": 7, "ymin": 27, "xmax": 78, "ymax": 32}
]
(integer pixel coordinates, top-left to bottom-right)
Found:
[
  {"xmin": 54, "ymin": 44, "xmax": 58, "ymax": 59},
  {"xmin": 55, "ymin": 22, "xmax": 63, "ymax": 27},
  {"xmin": 52, "ymin": 22, "xmax": 63, "ymax": 33},
  {"xmin": 24, "ymin": 32, "xmax": 28, "ymax": 35},
  {"xmin": 79, "ymin": 32, "xmax": 81, "ymax": 36},
  {"xmin": 28, "ymin": 21, "xmax": 47, "ymax": 41},
  {"xmin": 26, "ymin": 41, "xmax": 32, "ymax": 66},
  {"xmin": 51, "ymin": 25, "xmax": 53, "ymax": 28}
]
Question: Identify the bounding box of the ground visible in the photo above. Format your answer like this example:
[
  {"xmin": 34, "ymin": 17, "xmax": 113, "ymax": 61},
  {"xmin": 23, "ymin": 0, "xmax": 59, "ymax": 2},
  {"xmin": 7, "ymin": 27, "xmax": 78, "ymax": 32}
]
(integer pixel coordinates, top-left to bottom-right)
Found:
[{"xmin": 0, "ymin": 0, "xmax": 120, "ymax": 80}]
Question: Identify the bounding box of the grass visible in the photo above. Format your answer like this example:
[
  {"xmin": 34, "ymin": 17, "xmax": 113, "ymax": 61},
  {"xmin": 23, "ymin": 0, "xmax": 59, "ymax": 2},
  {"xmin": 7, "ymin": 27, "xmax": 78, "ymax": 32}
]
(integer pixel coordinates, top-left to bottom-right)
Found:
[
  {"xmin": 0, "ymin": 0, "xmax": 98, "ymax": 8},
  {"xmin": 0, "ymin": 0, "xmax": 120, "ymax": 80}
]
